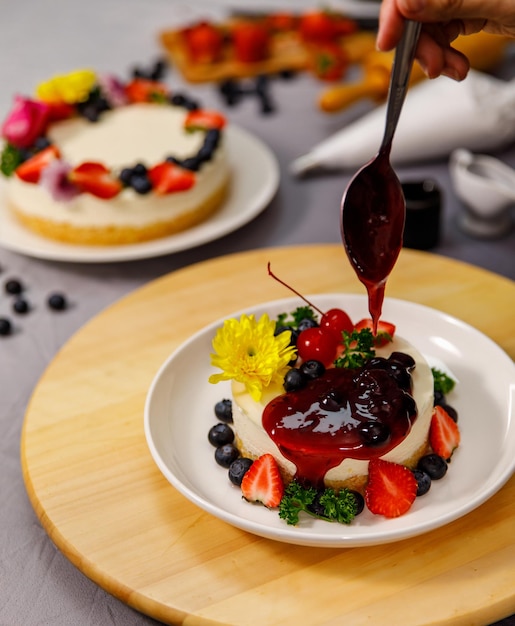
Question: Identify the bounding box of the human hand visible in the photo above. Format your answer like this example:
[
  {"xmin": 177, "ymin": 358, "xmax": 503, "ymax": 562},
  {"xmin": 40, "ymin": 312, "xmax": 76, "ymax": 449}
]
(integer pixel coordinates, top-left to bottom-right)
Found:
[{"xmin": 376, "ymin": 0, "xmax": 515, "ymax": 81}]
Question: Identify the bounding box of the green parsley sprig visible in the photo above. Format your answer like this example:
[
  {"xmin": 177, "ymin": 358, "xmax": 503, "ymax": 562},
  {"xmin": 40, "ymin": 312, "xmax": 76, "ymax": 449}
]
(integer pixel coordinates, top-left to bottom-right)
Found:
[
  {"xmin": 278, "ymin": 480, "xmax": 358, "ymax": 525},
  {"xmin": 333, "ymin": 327, "xmax": 390, "ymax": 369},
  {"xmin": 0, "ymin": 143, "xmax": 23, "ymax": 177},
  {"xmin": 276, "ymin": 306, "xmax": 317, "ymax": 330},
  {"xmin": 432, "ymin": 368, "xmax": 456, "ymax": 395}
]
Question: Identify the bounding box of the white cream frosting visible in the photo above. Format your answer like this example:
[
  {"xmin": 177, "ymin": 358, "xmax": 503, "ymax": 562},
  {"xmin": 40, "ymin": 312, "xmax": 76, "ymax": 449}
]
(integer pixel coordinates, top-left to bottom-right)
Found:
[
  {"xmin": 232, "ymin": 336, "xmax": 434, "ymax": 483},
  {"xmin": 7, "ymin": 104, "xmax": 229, "ymax": 227}
]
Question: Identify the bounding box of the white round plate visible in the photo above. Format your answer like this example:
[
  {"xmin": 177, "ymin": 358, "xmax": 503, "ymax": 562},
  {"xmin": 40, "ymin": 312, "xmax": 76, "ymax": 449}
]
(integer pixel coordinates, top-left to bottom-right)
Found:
[
  {"xmin": 0, "ymin": 125, "xmax": 279, "ymax": 263},
  {"xmin": 144, "ymin": 294, "xmax": 515, "ymax": 548}
]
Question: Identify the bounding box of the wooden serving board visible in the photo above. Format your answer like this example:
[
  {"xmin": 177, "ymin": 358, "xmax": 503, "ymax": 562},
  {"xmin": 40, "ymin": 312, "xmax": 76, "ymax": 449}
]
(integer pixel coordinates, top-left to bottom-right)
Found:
[{"xmin": 21, "ymin": 245, "xmax": 515, "ymax": 625}]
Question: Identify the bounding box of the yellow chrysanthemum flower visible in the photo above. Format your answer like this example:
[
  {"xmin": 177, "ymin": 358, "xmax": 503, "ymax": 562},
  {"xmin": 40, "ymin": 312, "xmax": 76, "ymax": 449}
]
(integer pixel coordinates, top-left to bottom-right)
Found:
[
  {"xmin": 209, "ymin": 313, "xmax": 296, "ymax": 401},
  {"xmin": 36, "ymin": 69, "xmax": 97, "ymax": 104}
]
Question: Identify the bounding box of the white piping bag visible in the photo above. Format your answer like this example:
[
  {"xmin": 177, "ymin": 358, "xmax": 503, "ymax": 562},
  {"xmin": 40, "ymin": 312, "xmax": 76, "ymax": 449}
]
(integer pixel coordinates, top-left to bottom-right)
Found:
[{"xmin": 291, "ymin": 70, "xmax": 515, "ymax": 176}]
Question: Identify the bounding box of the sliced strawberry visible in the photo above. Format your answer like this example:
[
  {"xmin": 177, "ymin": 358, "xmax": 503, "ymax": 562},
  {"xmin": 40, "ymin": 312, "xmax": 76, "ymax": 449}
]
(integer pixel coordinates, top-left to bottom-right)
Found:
[
  {"xmin": 354, "ymin": 318, "xmax": 395, "ymax": 347},
  {"xmin": 365, "ymin": 458, "xmax": 418, "ymax": 518},
  {"xmin": 124, "ymin": 79, "xmax": 168, "ymax": 104},
  {"xmin": 147, "ymin": 162, "xmax": 195, "ymax": 194},
  {"xmin": 182, "ymin": 21, "xmax": 224, "ymax": 64},
  {"xmin": 69, "ymin": 162, "xmax": 122, "ymax": 199},
  {"xmin": 309, "ymin": 43, "xmax": 348, "ymax": 82},
  {"xmin": 232, "ymin": 21, "xmax": 271, "ymax": 63},
  {"xmin": 299, "ymin": 10, "xmax": 339, "ymax": 44},
  {"xmin": 15, "ymin": 145, "xmax": 60, "ymax": 183},
  {"xmin": 241, "ymin": 453, "xmax": 284, "ymax": 508},
  {"xmin": 184, "ymin": 109, "xmax": 226, "ymax": 131},
  {"xmin": 429, "ymin": 405, "xmax": 460, "ymax": 461}
]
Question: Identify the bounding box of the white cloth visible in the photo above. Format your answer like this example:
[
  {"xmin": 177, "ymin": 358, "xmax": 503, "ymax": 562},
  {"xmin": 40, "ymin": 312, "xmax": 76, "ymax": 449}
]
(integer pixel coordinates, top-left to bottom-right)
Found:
[{"xmin": 291, "ymin": 71, "xmax": 515, "ymax": 175}]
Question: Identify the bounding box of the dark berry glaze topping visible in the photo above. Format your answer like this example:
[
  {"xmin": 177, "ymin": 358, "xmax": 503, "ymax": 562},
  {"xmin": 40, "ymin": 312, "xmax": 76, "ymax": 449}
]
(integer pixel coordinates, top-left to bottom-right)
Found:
[{"xmin": 262, "ymin": 354, "xmax": 417, "ymax": 489}]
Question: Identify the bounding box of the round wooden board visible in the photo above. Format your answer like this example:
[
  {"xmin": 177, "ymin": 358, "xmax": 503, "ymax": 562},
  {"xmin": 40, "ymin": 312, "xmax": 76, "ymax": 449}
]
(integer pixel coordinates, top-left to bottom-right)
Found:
[{"xmin": 21, "ymin": 245, "xmax": 515, "ymax": 626}]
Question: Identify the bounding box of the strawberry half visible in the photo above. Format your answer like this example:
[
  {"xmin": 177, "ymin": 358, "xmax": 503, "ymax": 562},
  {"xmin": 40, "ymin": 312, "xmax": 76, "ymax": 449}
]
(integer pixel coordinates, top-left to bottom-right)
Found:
[
  {"xmin": 353, "ymin": 318, "xmax": 395, "ymax": 347},
  {"xmin": 182, "ymin": 21, "xmax": 224, "ymax": 64},
  {"xmin": 69, "ymin": 162, "xmax": 122, "ymax": 199},
  {"xmin": 147, "ymin": 162, "xmax": 195, "ymax": 194},
  {"xmin": 429, "ymin": 405, "xmax": 460, "ymax": 461},
  {"xmin": 124, "ymin": 79, "xmax": 168, "ymax": 104},
  {"xmin": 184, "ymin": 109, "xmax": 226, "ymax": 131},
  {"xmin": 15, "ymin": 145, "xmax": 60, "ymax": 183},
  {"xmin": 365, "ymin": 458, "xmax": 417, "ymax": 518},
  {"xmin": 241, "ymin": 454, "xmax": 284, "ymax": 508}
]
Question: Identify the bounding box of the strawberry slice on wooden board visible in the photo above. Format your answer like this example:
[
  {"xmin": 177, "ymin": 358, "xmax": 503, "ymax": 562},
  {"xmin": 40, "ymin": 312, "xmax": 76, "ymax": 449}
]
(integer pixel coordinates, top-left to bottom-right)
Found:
[
  {"xmin": 15, "ymin": 145, "xmax": 60, "ymax": 183},
  {"xmin": 147, "ymin": 162, "xmax": 195, "ymax": 194},
  {"xmin": 232, "ymin": 21, "xmax": 271, "ymax": 63},
  {"xmin": 182, "ymin": 21, "xmax": 224, "ymax": 64},
  {"xmin": 69, "ymin": 162, "xmax": 122, "ymax": 199},
  {"xmin": 429, "ymin": 406, "xmax": 461, "ymax": 461},
  {"xmin": 365, "ymin": 458, "xmax": 418, "ymax": 518},
  {"xmin": 241, "ymin": 454, "xmax": 284, "ymax": 508}
]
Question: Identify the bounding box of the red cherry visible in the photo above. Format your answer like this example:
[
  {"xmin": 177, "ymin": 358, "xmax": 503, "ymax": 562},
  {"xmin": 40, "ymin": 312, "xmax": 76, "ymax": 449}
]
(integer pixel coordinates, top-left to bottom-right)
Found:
[
  {"xmin": 320, "ymin": 308, "xmax": 353, "ymax": 342},
  {"xmin": 296, "ymin": 327, "xmax": 338, "ymax": 366}
]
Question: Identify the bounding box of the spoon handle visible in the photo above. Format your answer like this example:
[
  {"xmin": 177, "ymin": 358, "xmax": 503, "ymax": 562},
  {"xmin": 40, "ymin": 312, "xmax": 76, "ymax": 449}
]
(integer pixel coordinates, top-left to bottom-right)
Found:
[{"xmin": 381, "ymin": 20, "xmax": 422, "ymax": 152}]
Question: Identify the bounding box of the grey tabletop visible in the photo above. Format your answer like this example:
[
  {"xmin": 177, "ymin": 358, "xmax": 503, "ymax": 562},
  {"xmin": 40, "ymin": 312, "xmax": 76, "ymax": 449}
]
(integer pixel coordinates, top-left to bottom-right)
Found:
[{"xmin": 1, "ymin": 2, "xmax": 514, "ymax": 625}]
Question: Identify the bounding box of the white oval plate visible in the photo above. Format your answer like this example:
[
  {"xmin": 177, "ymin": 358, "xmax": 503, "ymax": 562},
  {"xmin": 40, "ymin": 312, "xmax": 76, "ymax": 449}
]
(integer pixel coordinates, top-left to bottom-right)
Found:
[
  {"xmin": 0, "ymin": 125, "xmax": 279, "ymax": 263},
  {"xmin": 144, "ymin": 294, "xmax": 515, "ymax": 547}
]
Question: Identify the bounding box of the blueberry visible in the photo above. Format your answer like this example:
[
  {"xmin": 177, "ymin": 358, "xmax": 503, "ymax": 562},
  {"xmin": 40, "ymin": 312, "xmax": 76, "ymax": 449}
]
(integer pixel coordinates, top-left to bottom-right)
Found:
[
  {"xmin": 357, "ymin": 421, "xmax": 391, "ymax": 446},
  {"xmin": 204, "ymin": 128, "xmax": 221, "ymax": 149},
  {"xmin": 389, "ymin": 351, "xmax": 415, "ymax": 370},
  {"xmin": 214, "ymin": 443, "xmax": 239, "ymax": 468},
  {"xmin": 440, "ymin": 403, "xmax": 458, "ymax": 422},
  {"xmin": 208, "ymin": 423, "xmax": 234, "ymax": 447},
  {"xmin": 228, "ymin": 457, "xmax": 253, "ymax": 486},
  {"xmin": 297, "ymin": 318, "xmax": 318, "ymax": 332},
  {"xmin": 132, "ymin": 163, "xmax": 147, "ymax": 176},
  {"xmin": 0, "ymin": 317, "xmax": 12, "ymax": 336},
  {"xmin": 197, "ymin": 145, "xmax": 214, "ymax": 163},
  {"xmin": 274, "ymin": 325, "xmax": 298, "ymax": 346},
  {"xmin": 181, "ymin": 157, "xmax": 201, "ymax": 172},
  {"xmin": 283, "ymin": 368, "xmax": 306, "ymax": 392},
  {"xmin": 412, "ymin": 469, "xmax": 431, "ymax": 496},
  {"xmin": 348, "ymin": 490, "xmax": 365, "ymax": 515},
  {"xmin": 307, "ymin": 490, "xmax": 326, "ymax": 517},
  {"xmin": 47, "ymin": 293, "xmax": 67, "ymax": 311},
  {"xmin": 33, "ymin": 136, "xmax": 51, "ymax": 151},
  {"xmin": 130, "ymin": 174, "xmax": 152, "ymax": 195},
  {"xmin": 13, "ymin": 298, "xmax": 29, "ymax": 314},
  {"xmin": 417, "ymin": 454, "xmax": 447, "ymax": 480},
  {"xmin": 300, "ymin": 360, "xmax": 325, "ymax": 380},
  {"xmin": 434, "ymin": 390, "xmax": 446, "ymax": 406},
  {"xmin": 5, "ymin": 278, "xmax": 23, "ymax": 295},
  {"xmin": 320, "ymin": 389, "xmax": 344, "ymax": 412},
  {"xmin": 119, "ymin": 167, "xmax": 135, "ymax": 186},
  {"xmin": 214, "ymin": 399, "xmax": 233, "ymax": 423},
  {"xmin": 169, "ymin": 93, "xmax": 187, "ymax": 107}
]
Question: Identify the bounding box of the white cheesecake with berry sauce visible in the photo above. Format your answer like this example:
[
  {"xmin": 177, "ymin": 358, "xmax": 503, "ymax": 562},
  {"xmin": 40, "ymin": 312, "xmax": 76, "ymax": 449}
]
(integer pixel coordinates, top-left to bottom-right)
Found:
[{"xmin": 231, "ymin": 335, "xmax": 434, "ymax": 493}]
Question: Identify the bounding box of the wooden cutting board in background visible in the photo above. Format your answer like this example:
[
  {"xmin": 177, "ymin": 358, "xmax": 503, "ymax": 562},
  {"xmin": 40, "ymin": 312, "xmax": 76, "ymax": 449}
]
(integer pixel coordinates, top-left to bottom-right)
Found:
[{"xmin": 21, "ymin": 245, "xmax": 515, "ymax": 625}]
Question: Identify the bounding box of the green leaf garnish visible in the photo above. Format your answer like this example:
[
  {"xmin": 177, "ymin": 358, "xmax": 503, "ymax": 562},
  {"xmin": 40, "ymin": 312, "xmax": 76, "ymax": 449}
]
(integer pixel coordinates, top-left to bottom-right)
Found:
[
  {"xmin": 333, "ymin": 327, "xmax": 383, "ymax": 369},
  {"xmin": 276, "ymin": 306, "xmax": 317, "ymax": 330},
  {"xmin": 1, "ymin": 143, "xmax": 23, "ymax": 177},
  {"xmin": 432, "ymin": 368, "xmax": 456, "ymax": 395},
  {"xmin": 278, "ymin": 480, "xmax": 358, "ymax": 526}
]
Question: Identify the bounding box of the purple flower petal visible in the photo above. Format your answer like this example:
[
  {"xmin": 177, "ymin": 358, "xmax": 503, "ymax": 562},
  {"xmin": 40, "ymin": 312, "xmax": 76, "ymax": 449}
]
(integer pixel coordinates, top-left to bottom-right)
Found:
[
  {"xmin": 40, "ymin": 159, "xmax": 81, "ymax": 202},
  {"xmin": 97, "ymin": 73, "xmax": 128, "ymax": 107}
]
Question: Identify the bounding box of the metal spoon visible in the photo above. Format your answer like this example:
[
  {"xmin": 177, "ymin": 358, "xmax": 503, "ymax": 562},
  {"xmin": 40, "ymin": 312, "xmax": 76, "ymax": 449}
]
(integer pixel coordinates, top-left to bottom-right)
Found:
[{"xmin": 341, "ymin": 20, "xmax": 421, "ymax": 331}]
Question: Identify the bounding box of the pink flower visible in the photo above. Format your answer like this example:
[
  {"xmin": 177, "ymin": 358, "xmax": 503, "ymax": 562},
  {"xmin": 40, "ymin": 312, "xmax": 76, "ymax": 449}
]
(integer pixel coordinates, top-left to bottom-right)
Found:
[
  {"xmin": 1, "ymin": 96, "xmax": 51, "ymax": 149},
  {"xmin": 40, "ymin": 159, "xmax": 81, "ymax": 202}
]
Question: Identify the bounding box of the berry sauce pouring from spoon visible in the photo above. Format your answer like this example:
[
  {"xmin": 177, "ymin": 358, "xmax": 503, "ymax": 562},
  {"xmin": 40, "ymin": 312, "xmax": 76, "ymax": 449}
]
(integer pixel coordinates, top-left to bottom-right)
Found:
[{"xmin": 341, "ymin": 21, "xmax": 421, "ymax": 332}]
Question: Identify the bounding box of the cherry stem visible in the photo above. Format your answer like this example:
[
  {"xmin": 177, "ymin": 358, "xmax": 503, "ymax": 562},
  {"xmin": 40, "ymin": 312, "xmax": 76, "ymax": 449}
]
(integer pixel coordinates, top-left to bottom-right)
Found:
[{"xmin": 267, "ymin": 262, "xmax": 324, "ymax": 315}]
